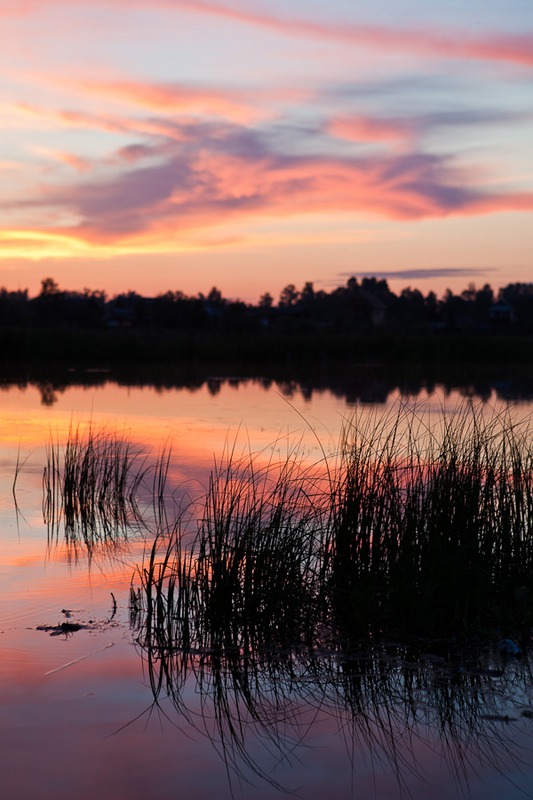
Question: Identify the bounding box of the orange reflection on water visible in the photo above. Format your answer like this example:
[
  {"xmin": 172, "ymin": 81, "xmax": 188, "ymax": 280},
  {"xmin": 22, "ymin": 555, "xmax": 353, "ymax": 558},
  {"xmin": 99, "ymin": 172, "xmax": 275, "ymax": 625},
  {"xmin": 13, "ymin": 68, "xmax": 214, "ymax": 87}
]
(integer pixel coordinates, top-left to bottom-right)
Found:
[
  {"xmin": 0, "ymin": 379, "xmax": 347, "ymax": 482},
  {"xmin": 2, "ymin": 378, "xmax": 533, "ymax": 799}
]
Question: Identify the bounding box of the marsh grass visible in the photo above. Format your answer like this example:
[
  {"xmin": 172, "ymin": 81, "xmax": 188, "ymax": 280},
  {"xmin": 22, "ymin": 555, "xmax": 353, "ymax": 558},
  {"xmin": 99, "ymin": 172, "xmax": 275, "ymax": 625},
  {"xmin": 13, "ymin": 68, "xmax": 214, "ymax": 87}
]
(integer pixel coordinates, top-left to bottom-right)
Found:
[
  {"xmin": 332, "ymin": 402, "xmax": 533, "ymax": 639},
  {"xmin": 136, "ymin": 445, "xmax": 328, "ymax": 662},
  {"xmin": 43, "ymin": 423, "xmax": 171, "ymax": 551},
  {"xmin": 131, "ymin": 401, "xmax": 533, "ymax": 793},
  {"xmin": 137, "ymin": 401, "xmax": 533, "ymax": 652}
]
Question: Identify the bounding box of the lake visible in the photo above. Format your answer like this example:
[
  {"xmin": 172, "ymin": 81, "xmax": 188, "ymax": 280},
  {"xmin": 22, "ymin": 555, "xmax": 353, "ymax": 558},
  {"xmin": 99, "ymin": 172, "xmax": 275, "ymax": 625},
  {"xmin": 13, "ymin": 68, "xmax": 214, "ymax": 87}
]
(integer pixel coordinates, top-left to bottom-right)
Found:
[{"xmin": 2, "ymin": 368, "xmax": 533, "ymax": 800}]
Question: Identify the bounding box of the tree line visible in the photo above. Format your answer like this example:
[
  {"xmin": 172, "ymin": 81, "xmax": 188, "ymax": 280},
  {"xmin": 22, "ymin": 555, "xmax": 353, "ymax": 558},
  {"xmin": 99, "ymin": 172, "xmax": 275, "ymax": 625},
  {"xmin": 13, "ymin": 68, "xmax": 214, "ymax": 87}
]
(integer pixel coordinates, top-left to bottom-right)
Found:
[{"xmin": 1, "ymin": 276, "xmax": 532, "ymax": 333}]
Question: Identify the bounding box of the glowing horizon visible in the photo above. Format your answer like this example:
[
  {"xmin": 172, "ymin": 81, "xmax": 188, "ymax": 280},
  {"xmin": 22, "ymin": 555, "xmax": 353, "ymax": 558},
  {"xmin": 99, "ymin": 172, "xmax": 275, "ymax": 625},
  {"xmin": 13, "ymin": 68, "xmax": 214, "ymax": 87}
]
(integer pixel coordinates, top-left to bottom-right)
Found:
[{"xmin": 1, "ymin": 0, "xmax": 531, "ymax": 301}]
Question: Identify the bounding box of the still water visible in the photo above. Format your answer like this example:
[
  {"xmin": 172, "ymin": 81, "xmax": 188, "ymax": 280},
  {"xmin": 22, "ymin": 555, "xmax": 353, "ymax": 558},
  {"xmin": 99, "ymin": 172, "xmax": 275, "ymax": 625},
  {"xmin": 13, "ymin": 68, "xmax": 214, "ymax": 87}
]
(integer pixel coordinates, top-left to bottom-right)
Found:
[{"xmin": 1, "ymin": 372, "xmax": 533, "ymax": 800}]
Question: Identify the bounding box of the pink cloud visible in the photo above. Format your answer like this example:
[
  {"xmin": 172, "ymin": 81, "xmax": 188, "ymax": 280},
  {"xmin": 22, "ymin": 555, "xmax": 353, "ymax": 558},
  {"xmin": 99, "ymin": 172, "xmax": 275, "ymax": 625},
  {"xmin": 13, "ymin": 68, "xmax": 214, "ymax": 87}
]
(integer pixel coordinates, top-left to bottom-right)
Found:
[
  {"xmin": 166, "ymin": 1, "xmax": 533, "ymax": 68},
  {"xmin": 328, "ymin": 115, "xmax": 416, "ymax": 145},
  {"xmin": 4, "ymin": 1, "xmax": 532, "ymax": 68},
  {"xmin": 42, "ymin": 150, "xmax": 92, "ymax": 172},
  {"xmin": 20, "ymin": 144, "xmax": 531, "ymax": 255}
]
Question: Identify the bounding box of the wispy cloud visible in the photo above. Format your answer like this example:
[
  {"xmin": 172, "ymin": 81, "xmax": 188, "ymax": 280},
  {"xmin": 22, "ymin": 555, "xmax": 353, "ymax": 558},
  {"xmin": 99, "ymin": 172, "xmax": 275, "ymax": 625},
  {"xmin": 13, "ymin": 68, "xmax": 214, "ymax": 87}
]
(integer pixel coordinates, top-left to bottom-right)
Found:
[
  {"xmin": 4, "ymin": 1, "xmax": 533, "ymax": 68},
  {"xmin": 160, "ymin": 1, "xmax": 533, "ymax": 68},
  {"xmin": 327, "ymin": 109, "xmax": 531, "ymax": 146},
  {"xmin": 337, "ymin": 268, "xmax": 496, "ymax": 282},
  {"xmin": 13, "ymin": 101, "xmax": 210, "ymax": 145},
  {"xmin": 8, "ymin": 131, "xmax": 532, "ymax": 254},
  {"xmin": 73, "ymin": 79, "xmax": 262, "ymax": 123},
  {"xmin": 14, "ymin": 102, "xmax": 132, "ymax": 135},
  {"xmin": 30, "ymin": 146, "xmax": 92, "ymax": 172}
]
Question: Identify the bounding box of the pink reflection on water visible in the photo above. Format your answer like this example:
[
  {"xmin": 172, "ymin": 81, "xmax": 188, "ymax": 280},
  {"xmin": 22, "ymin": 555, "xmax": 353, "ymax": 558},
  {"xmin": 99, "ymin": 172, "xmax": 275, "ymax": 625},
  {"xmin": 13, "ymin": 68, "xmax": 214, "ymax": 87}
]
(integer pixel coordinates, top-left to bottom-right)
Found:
[{"xmin": 1, "ymin": 379, "xmax": 533, "ymax": 799}]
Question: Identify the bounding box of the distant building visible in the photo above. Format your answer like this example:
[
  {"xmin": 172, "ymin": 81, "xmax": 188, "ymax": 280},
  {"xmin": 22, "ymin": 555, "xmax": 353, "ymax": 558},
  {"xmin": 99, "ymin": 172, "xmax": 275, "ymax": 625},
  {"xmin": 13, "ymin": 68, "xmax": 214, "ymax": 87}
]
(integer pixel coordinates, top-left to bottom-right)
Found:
[
  {"xmin": 490, "ymin": 301, "xmax": 515, "ymax": 326},
  {"xmin": 359, "ymin": 290, "xmax": 387, "ymax": 327}
]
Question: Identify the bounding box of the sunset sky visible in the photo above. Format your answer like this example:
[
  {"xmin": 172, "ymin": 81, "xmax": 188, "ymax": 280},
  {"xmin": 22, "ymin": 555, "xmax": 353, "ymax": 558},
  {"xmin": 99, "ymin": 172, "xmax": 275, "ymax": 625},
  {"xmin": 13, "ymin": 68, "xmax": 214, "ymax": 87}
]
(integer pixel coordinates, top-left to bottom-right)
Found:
[{"xmin": 1, "ymin": 0, "xmax": 532, "ymax": 301}]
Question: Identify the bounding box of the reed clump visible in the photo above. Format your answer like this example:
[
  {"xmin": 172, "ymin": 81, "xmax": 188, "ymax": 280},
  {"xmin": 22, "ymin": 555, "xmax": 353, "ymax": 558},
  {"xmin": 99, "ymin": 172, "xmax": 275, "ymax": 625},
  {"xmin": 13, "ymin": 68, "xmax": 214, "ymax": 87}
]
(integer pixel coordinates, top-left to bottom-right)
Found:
[
  {"xmin": 137, "ymin": 402, "xmax": 533, "ymax": 651},
  {"xmin": 43, "ymin": 423, "xmax": 170, "ymax": 550},
  {"xmin": 331, "ymin": 403, "xmax": 533, "ymax": 639},
  {"xmin": 131, "ymin": 402, "xmax": 533, "ymax": 795},
  {"xmin": 138, "ymin": 447, "xmax": 327, "ymax": 658}
]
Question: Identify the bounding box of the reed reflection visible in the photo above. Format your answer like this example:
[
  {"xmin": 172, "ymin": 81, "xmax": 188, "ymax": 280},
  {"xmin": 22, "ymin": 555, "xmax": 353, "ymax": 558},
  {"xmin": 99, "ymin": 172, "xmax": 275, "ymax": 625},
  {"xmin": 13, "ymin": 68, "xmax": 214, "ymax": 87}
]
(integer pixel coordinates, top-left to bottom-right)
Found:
[{"xmin": 134, "ymin": 595, "xmax": 533, "ymax": 795}]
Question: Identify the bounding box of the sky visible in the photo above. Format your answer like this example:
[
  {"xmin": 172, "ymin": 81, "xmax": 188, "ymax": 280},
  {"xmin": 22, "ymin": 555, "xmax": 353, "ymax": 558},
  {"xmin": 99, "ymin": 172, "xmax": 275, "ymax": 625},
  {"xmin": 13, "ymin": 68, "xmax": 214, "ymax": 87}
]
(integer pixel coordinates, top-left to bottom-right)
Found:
[{"xmin": 1, "ymin": 0, "xmax": 532, "ymax": 301}]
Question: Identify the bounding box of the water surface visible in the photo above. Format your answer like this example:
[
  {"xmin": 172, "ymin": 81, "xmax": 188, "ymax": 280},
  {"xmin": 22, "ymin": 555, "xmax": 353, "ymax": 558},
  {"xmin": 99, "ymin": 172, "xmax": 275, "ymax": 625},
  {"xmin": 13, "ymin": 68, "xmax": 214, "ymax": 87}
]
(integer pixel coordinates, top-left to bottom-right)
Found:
[{"xmin": 2, "ymin": 373, "xmax": 533, "ymax": 800}]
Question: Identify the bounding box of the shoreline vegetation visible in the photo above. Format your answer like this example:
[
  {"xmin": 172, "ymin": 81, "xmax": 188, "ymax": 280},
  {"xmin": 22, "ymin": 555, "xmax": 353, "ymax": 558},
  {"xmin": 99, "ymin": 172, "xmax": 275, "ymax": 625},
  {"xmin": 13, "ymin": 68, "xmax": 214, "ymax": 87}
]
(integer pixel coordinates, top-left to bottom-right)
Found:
[
  {"xmin": 134, "ymin": 401, "xmax": 533, "ymax": 647},
  {"xmin": 31, "ymin": 404, "xmax": 533, "ymax": 646},
  {"xmin": 129, "ymin": 402, "xmax": 533, "ymax": 792},
  {"xmin": 1, "ymin": 276, "xmax": 532, "ymax": 367}
]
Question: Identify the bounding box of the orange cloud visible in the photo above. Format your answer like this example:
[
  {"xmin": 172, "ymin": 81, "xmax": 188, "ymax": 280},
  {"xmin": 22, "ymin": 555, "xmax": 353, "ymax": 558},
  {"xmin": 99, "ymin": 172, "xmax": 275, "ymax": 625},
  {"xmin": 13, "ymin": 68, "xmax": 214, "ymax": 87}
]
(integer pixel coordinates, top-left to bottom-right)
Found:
[
  {"xmin": 31, "ymin": 147, "xmax": 92, "ymax": 172},
  {"xmin": 74, "ymin": 79, "xmax": 262, "ymax": 123},
  {"xmin": 0, "ymin": 230, "xmax": 96, "ymax": 258}
]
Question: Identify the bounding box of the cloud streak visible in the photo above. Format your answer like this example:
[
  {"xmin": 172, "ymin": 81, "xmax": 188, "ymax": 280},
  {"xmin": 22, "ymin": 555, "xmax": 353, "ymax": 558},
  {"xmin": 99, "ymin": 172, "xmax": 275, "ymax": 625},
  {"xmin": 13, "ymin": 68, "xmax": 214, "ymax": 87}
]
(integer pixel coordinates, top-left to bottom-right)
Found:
[
  {"xmin": 3, "ymin": 1, "xmax": 533, "ymax": 68},
  {"xmin": 327, "ymin": 109, "xmax": 531, "ymax": 147},
  {"xmin": 163, "ymin": 1, "xmax": 533, "ymax": 68},
  {"xmin": 74, "ymin": 79, "xmax": 262, "ymax": 123},
  {"xmin": 338, "ymin": 268, "xmax": 496, "ymax": 282}
]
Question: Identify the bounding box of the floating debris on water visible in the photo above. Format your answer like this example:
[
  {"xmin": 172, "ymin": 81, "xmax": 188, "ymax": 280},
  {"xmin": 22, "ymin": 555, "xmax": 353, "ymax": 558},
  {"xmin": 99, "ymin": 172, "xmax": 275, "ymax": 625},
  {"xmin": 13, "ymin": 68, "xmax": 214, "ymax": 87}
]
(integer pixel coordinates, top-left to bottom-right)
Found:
[{"xmin": 36, "ymin": 622, "xmax": 91, "ymax": 637}]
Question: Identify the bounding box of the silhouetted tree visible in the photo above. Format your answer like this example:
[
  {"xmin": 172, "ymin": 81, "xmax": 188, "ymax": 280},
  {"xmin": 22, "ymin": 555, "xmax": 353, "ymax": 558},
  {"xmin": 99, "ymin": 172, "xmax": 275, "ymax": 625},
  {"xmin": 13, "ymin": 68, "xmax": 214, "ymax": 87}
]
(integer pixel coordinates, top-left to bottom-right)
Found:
[
  {"xmin": 259, "ymin": 292, "xmax": 273, "ymax": 308},
  {"xmin": 207, "ymin": 287, "xmax": 223, "ymax": 305},
  {"xmin": 39, "ymin": 277, "xmax": 60, "ymax": 298},
  {"xmin": 279, "ymin": 284, "xmax": 299, "ymax": 307}
]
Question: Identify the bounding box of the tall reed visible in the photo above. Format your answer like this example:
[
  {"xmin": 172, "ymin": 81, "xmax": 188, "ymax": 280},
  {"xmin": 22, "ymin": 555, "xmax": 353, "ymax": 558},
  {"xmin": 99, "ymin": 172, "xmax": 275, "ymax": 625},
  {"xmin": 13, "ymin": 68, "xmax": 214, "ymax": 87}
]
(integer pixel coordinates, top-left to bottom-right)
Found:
[
  {"xmin": 138, "ymin": 444, "xmax": 327, "ymax": 659},
  {"xmin": 131, "ymin": 401, "xmax": 533, "ymax": 794},
  {"xmin": 331, "ymin": 402, "xmax": 533, "ymax": 638},
  {"xmin": 137, "ymin": 401, "xmax": 533, "ymax": 655},
  {"xmin": 43, "ymin": 423, "xmax": 171, "ymax": 551}
]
